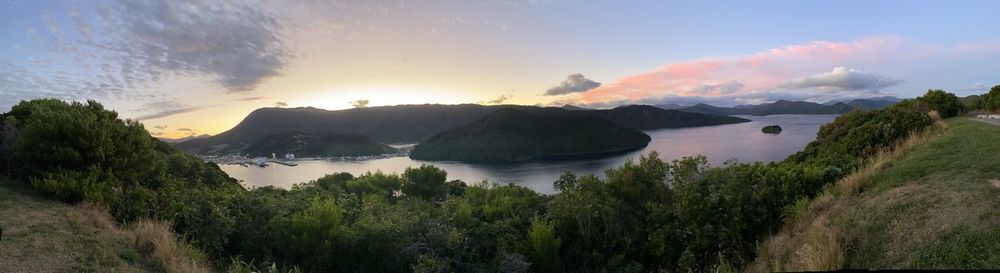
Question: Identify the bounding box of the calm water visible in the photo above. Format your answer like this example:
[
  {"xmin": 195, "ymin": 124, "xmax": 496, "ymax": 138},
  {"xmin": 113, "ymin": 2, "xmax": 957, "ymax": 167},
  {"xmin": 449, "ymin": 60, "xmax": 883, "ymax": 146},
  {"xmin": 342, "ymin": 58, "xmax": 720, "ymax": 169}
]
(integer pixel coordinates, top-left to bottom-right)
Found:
[{"xmin": 220, "ymin": 115, "xmax": 838, "ymax": 194}]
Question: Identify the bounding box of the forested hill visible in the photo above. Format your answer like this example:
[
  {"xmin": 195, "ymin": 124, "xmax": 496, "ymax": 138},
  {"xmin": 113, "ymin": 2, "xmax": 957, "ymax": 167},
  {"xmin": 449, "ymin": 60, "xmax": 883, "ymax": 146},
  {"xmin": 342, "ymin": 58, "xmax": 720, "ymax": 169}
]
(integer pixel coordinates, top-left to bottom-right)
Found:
[
  {"xmin": 410, "ymin": 108, "xmax": 652, "ymax": 162},
  {"xmin": 176, "ymin": 104, "xmax": 748, "ymax": 154}
]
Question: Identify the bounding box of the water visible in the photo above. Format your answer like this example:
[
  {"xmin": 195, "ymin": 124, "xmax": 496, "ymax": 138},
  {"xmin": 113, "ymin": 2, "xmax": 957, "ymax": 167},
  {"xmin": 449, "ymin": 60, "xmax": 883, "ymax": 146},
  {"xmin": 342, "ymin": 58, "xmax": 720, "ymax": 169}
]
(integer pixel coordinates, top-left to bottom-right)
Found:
[{"xmin": 219, "ymin": 115, "xmax": 838, "ymax": 194}]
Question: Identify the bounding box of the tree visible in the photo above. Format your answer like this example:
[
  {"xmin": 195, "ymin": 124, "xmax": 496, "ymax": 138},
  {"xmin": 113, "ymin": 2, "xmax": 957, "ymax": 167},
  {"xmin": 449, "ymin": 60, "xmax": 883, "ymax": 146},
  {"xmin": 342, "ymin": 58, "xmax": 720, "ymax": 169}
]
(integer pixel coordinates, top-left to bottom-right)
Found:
[
  {"xmin": 528, "ymin": 218, "xmax": 562, "ymax": 273},
  {"xmin": 0, "ymin": 116, "xmax": 19, "ymax": 177},
  {"xmin": 402, "ymin": 164, "xmax": 448, "ymax": 201},
  {"xmin": 917, "ymin": 89, "xmax": 964, "ymax": 117},
  {"xmin": 985, "ymin": 85, "xmax": 1000, "ymax": 111}
]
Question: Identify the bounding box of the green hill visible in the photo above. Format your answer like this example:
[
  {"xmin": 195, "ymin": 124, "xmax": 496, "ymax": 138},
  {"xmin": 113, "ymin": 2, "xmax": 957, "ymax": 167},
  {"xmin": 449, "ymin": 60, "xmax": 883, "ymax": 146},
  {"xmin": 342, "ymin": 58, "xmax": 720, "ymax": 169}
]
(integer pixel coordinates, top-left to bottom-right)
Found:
[
  {"xmin": 754, "ymin": 118, "xmax": 1000, "ymax": 271},
  {"xmin": 243, "ymin": 132, "xmax": 397, "ymax": 157},
  {"xmin": 410, "ymin": 108, "xmax": 651, "ymax": 162}
]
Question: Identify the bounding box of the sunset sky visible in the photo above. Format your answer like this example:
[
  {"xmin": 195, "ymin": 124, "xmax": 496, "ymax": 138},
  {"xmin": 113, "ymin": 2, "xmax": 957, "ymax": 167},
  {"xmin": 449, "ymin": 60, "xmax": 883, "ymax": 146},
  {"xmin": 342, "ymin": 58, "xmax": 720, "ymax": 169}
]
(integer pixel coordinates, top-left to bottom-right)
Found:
[{"xmin": 3, "ymin": 0, "xmax": 1000, "ymax": 138}]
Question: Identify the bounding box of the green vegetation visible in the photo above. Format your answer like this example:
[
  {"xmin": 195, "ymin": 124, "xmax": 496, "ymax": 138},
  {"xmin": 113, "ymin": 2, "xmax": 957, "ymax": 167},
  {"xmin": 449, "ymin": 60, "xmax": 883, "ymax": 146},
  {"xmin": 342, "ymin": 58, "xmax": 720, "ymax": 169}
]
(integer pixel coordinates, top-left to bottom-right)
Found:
[
  {"xmin": 0, "ymin": 180, "xmax": 211, "ymax": 273},
  {"xmin": 410, "ymin": 108, "xmax": 651, "ymax": 162},
  {"xmin": 1, "ymin": 87, "xmax": 993, "ymax": 272},
  {"xmin": 755, "ymin": 118, "xmax": 1000, "ymax": 270},
  {"xmin": 243, "ymin": 132, "xmax": 397, "ymax": 157},
  {"xmin": 761, "ymin": 125, "xmax": 782, "ymax": 134},
  {"xmin": 984, "ymin": 85, "xmax": 1000, "ymax": 111}
]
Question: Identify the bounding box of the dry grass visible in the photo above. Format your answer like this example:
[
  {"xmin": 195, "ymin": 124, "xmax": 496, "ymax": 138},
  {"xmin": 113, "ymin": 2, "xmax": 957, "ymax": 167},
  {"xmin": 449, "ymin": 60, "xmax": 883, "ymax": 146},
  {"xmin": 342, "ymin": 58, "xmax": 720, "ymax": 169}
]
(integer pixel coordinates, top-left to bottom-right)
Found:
[
  {"xmin": 77, "ymin": 202, "xmax": 118, "ymax": 231},
  {"xmin": 0, "ymin": 180, "xmax": 212, "ymax": 273},
  {"xmin": 132, "ymin": 220, "xmax": 211, "ymax": 273}
]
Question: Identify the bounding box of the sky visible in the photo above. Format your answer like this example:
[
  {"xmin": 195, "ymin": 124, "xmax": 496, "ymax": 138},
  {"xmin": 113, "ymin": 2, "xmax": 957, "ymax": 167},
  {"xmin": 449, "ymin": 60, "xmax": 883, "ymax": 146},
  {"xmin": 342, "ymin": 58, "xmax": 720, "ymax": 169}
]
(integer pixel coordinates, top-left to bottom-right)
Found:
[{"xmin": 3, "ymin": 0, "xmax": 1000, "ymax": 138}]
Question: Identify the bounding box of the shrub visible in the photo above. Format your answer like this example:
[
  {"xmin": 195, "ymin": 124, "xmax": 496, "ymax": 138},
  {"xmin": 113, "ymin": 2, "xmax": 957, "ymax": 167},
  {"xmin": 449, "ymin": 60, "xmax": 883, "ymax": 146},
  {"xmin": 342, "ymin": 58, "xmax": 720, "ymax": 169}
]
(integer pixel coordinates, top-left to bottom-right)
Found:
[{"xmin": 917, "ymin": 89, "xmax": 965, "ymax": 118}]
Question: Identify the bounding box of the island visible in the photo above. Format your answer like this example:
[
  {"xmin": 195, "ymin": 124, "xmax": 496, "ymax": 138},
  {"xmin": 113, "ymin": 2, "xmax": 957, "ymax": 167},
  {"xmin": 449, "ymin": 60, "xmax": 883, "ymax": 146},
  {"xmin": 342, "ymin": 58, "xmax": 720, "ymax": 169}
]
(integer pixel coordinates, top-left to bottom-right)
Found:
[
  {"xmin": 410, "ymin": 108, "xmax": 651, "ymax": 162},
  {"xmin": 762, "ymin": 125, "xmax": 783, "ymax": 134}
]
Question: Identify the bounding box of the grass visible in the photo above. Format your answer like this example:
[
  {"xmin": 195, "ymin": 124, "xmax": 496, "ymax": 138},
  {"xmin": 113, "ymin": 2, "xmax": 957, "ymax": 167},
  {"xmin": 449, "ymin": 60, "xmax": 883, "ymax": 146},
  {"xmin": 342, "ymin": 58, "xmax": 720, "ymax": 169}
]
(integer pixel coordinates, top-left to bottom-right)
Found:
[
  {"xmin": 0, "ymin": 179, "xmax": 212, "ymax": 273},
  {"xmin": 753, "ymin": 116, "xmax": 1000, "ymax": 271}
]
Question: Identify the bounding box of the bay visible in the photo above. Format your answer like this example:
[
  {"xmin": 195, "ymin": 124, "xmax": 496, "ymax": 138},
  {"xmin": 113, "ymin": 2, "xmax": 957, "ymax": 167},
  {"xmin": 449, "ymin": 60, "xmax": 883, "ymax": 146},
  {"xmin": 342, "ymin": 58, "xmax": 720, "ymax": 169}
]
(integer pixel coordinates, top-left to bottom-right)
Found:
[{"xmin": 219, "ymin": 114, "xmax": 838, "ymax": 194}]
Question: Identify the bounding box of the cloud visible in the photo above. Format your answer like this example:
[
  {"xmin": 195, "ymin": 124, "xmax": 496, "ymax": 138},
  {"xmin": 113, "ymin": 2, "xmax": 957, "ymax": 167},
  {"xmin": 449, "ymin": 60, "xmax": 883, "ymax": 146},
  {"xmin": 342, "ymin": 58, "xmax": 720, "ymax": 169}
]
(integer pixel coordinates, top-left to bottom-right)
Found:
[
  {"xmin": 351, "ymin": 99, "xmax": 369, "ymax": 108},
  {"xmin": 780, "ymin": 66, "xmax": 903, "ymax": 92},
  {"xmin": 691, "ymin": 81, "xmax": 745, "ymax": 94},
  {"xmin": 136, "ymin": 101, "xmax": 203, "ymax": 120},
  {"xmin": 177, "ymin": 128, "xmax": 194, "ymax": 132},
  {"xmin": 479, "ymin": 94, "xmax": 512, "ymax": 104},
  {"xmin": 236, "ymin": 96, "xmax": 266, "ymax": 102},
  {"xmin": 106, "ymin": 0, "xmax": 291, "ymax": 92},
  {"xmin": 153, "ymin": 125, "xmax": 167, "ymax": 130},
  {"xmin": 544, "ymin": 74, "xmax": 601, "ymax": 95},
  {"xmin": 566, "ymin": 37, "xmax": 904, "ymax": 106},
  {"xmin": 274, "ymin": 101, "xmax": 288, "ymax": 107}
]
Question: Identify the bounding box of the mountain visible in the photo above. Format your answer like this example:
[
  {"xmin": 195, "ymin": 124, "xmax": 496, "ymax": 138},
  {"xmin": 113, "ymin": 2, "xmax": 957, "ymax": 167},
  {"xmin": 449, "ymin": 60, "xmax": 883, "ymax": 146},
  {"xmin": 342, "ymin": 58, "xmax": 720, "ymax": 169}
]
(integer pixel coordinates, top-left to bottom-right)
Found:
[
  {"xmin": 176, "ymin": 104, "xmax": 499, "ymax": 154},
  {"xmin": 178, "ymin": 104, "xmax": 749, "ymax": 155},
  {"xmin": 678, "ymin": 103, "xmax": 741, "ymax": 116},
  {"xmin": 653, "ymin": 103, "xmax": 686, "ymax": 110},
  {"xmin": 243, "ymin": 132, "xmax": 397, "ymax": 157},
  {"xmin": 676, "ymin": 98, "xmax": 899, "ymax": 116},
  {"xmin": 410, "ymin": 108, "xmax": 651, "ymax": 162},
  {"xmin": 561, "ymin": 104, "xmax": 589, "ymax": 111},
  {"xmin": 585, "ymin": 105, "xmax": 749, "ymax": 129},
  {"xmin": 158, "ymin": 134, "xmax": 211, "ymax": 143}
]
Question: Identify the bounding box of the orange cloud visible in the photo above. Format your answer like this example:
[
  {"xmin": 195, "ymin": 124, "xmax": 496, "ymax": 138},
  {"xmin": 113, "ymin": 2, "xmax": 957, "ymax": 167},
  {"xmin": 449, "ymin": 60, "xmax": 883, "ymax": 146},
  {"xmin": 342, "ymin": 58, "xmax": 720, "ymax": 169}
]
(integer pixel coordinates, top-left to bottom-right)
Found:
[{"xmin": 569, "ymin": 37, "xmax": 903, "ymax": 105}]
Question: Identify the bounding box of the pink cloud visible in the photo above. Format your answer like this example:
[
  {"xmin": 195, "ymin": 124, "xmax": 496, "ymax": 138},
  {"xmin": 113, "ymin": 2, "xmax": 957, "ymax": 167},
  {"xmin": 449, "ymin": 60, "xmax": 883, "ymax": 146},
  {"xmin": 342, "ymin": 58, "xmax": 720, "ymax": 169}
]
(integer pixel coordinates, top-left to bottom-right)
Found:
[{"xmin": 568, "ymin": 36, "xmax": 903, "ymax": 105}]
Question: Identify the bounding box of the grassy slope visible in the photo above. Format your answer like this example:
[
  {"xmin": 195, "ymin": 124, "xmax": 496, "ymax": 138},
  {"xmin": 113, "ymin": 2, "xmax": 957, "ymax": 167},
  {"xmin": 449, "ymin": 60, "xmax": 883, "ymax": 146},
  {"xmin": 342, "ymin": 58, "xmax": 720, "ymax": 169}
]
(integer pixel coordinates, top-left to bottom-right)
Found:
[
  {"xmin": 755, "ymin": 117, "xmax": 1000, "ymax": 271},
  {"xmin": 0, "ymin": 180, "xmax": 153, "ymax": 273},
  {"xmin": 1, "ymin": 179, "xmax": 212, "ymax": 273}
]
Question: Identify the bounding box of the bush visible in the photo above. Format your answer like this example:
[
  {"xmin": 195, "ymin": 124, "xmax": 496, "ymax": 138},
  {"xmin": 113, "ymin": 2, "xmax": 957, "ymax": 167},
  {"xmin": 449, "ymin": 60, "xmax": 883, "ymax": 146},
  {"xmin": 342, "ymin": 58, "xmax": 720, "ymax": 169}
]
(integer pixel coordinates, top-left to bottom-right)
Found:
[
  {"xmin": 985, "ymin": 85, "xmax": 1000, "ymax": 111},
  {"xmin": 918, "ymin": 89, "xmax": 965, "ymax": 118},
  {"xmin": 402, "ymin": 165, "xmax": 448, "ymax": 201}
]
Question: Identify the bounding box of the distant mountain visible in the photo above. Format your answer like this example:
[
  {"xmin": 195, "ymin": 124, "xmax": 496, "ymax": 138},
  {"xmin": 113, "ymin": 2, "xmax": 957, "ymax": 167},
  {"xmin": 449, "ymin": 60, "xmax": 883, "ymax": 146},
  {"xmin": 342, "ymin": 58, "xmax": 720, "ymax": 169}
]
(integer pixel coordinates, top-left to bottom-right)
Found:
[
  {"xmin": 653, "ymin": 103, "xmax": 686, "ymax": 110},
  {"xmin": 176, "ymin": 104, "xmax": 498, "ymax": 154},
  {"xmin": 177, "ymin": 104, "xmax": 749, "ymax": 155},
  {"xmin": 243, "ymin": 132, "xmax": 397, "ymax": 157},
  {"xmin": 561, "ymin": 104, "xmax": 589, "ymax": 111},
  {"xmin": 158, "ymin": 134, "xmax": 211, "ymax": 143},
  {"xmin": 676, "ymin": 98, "xmax": 899, "ymax": 116},
  {"xmin": 410, "ymin": 108, "xmax": 651, "ymax": 162},
  {"xmin": 590, "ymin": 105, "xmax": 749, "ymax": 129}
]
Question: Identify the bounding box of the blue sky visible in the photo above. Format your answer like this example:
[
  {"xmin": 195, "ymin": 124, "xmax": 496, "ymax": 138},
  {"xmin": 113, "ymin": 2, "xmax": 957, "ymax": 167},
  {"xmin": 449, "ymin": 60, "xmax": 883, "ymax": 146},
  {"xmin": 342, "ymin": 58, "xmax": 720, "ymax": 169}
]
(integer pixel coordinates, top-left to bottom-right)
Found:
[{"xmin": 2, "ymin": 0, "xmax": 1000, "ymax": 137}]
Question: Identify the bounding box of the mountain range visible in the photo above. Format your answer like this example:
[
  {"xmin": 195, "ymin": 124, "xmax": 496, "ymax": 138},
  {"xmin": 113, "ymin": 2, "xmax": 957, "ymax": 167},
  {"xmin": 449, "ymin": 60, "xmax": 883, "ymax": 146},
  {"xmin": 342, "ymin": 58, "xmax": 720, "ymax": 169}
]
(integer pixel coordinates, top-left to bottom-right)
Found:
[
  {"xmin": 176, "ymin": 104, "xmax": 749, "ymax": 157},
  {"xmin": 668, "ymin": 97, "xmax": 900, "ymax": 116}
]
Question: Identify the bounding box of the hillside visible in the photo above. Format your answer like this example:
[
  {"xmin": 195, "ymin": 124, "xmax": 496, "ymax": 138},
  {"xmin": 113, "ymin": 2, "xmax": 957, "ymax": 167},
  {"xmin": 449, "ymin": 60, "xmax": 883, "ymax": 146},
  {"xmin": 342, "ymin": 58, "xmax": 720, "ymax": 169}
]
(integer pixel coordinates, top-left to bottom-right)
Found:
[
  {"xmin": 410, "ymin": 108, "xmax": 651, "ymax": 162},
  {"xmin": 754, "ymin": 118, "xmax": 1000, "ymax": 271},
  {"xmin": 0, "ymin": 180, "xmax": 209, "ymax": 273},
  {"xmin": 243, "ymin": 132, "xmax": 397, "ymax": 157},
  {"xmin": 676, "ymin": 98, "xmax": 898, "ymax": 116},
  {"xmin": 177, "ymin": 104, "xmax": 746, "ymax": 155},
  {"xmin": 583, "ymin": 105, "xmax": 749, "ymax": 129}
]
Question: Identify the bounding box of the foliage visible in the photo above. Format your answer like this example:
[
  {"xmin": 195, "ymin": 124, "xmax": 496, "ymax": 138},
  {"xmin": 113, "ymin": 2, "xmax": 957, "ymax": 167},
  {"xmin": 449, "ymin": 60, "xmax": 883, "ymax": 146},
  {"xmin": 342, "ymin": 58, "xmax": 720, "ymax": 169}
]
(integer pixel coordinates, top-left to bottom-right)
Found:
[
  {"xmin": 917, "ymin": 89, "xmax": 965, "ymax": 118},
  {"xmin": 985, "ymin": 84, "xmax": 1000, "ymax": 111}
]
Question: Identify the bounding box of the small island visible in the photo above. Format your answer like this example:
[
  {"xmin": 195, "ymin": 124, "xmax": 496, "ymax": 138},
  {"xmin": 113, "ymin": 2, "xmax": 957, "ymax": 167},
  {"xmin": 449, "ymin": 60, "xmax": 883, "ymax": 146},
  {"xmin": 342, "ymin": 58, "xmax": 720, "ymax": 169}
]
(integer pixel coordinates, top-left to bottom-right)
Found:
[
  {"xmin": 410, "ymin": 108, "xmax": 651, "ymax": 162},
  {"xmin": 761, "ymin": 125, "xmax": 783, "ymax": 134}
]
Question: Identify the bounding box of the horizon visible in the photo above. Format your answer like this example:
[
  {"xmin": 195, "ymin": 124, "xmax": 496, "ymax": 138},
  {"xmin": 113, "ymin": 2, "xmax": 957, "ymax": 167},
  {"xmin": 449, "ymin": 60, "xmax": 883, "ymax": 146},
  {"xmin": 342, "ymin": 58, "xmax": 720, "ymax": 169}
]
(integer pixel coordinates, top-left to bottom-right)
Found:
[{"xmin": 4, "ymin": 1, "xmax": 1000, "ymax": 138}]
